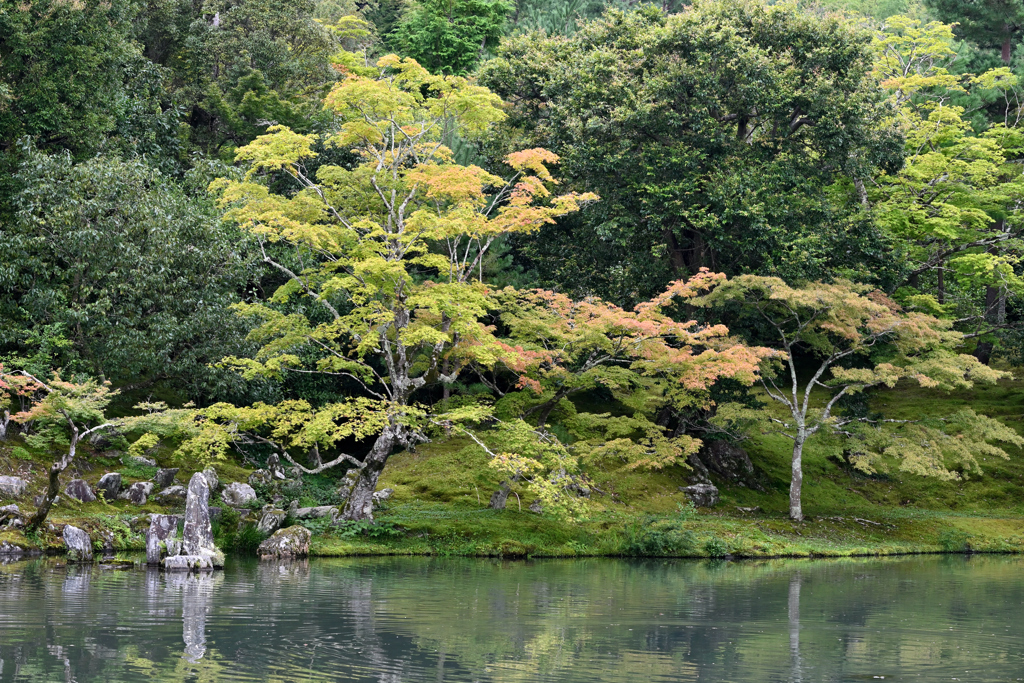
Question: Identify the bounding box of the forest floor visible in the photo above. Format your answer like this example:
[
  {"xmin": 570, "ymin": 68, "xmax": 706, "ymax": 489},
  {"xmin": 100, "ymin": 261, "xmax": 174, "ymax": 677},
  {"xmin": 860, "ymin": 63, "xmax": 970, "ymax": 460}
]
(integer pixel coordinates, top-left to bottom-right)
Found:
[{"xmin": 2, "ymin": 373, "xmax": 1023, "ymax": 560}]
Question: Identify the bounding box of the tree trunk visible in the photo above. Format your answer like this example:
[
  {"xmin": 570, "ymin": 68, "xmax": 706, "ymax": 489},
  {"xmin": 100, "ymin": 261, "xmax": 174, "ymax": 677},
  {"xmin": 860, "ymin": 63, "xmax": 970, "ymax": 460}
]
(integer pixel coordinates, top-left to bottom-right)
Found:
[
  {"xmin": 937, "ymin": 263, "xmax": 945, "ymax": 304},
  {"xmin": 789, "ymin": 434, "xmax": 805, "ymax": 521},
  {"xmin": 973, "ymin": 285, "xmax": 1005, "ymax": 365},
  {"xmin": 489, "ymin": 481, "xmax": 512, "ymax": 510},
  {"xmin": 340, "ymin": 426, "xmax": 398, "ymax": 521},
  {"xmin": 26, "ymin": 435, "xmax": 79, "ymax": 532},
  {"xmin": 0, "ymin": 410, "xmax": 8, "ymax": 440},
  {"xmin": 1003, "ymin": 35, "xmax": 1013, "ymax": 64}
]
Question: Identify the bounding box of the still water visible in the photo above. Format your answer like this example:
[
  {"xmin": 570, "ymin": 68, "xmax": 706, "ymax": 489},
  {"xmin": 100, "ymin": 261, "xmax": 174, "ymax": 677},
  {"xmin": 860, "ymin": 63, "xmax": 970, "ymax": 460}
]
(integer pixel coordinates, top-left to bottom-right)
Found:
[{"xmin": 1, "ymin": 555, "xmax": 1023, "ymax": 682}]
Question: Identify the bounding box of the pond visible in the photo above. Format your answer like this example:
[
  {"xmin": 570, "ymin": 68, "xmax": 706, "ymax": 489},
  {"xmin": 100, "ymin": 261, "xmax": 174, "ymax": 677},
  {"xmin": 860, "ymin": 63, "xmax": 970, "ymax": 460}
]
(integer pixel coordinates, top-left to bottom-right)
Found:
[{"xmin": 1, "ymin": 555, "xmax": 1022, "ymax": 682}]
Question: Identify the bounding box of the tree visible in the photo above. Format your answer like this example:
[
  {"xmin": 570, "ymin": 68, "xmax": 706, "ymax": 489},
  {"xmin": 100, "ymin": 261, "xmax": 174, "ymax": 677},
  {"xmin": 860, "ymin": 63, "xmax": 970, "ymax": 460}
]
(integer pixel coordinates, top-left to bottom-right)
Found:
[
  {"xmin": 690, "ymin": 275, "xmax": 1022, "ymax": 521},
  {"xmin": 479, "ymin": 1, "xmax": 904, "ymax": 305},
  {"xmin": 205, "ymin": 56, "xmax": 596, "ymax": 519},
  {"xmin": 924, "ymin": 0, "xmax": 1024, "ymax": 63},
  {"xmin": 869, "ymin": 17, "xmax": 1024, "ymax": 364},
  {"xmin": 0, "ymin": 152, "xmax": 259, "ymax": 403},
  {"xmin": 468, "ymin": 273, "xmax": 773, "ymax": 508},
  {"xmin": 391, "ymin": 0, "xmax": 512, "ymax": 75}
]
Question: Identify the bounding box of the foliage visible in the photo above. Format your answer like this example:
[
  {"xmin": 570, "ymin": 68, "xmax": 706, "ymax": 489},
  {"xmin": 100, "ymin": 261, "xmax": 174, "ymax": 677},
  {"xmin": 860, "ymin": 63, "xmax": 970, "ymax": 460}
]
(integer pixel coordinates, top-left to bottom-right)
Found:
[
  {"xmin": 691, "ymin": 274, "xmax": 1024, "ymax": 519},
  {"xmin": 391, "ymin": 0, "xmax": 512, "ymax": 75},
  {"xmin": 0, "ymin": 152, "xmax": 260, "ymax": 403},
  {"xmin": 479, "ymin": 1, "xmax": 905, "ymax": 304}
]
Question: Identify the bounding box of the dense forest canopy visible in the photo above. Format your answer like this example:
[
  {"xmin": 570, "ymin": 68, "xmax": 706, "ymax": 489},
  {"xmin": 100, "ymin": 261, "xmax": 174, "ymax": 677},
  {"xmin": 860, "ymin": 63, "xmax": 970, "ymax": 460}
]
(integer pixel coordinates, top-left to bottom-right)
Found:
[{"xmin": 1, "ymin": 0, "xmax": 1022, "ymax": 522}]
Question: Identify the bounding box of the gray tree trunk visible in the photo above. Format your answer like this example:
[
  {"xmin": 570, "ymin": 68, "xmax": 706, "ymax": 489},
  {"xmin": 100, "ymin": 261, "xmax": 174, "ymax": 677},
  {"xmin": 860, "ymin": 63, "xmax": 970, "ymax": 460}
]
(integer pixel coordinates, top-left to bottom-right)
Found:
[
  {"xmin": 340, "ymin": 426, "xmax": 398, "ymax": 521},
  {"xmin": 789, "ymin": 434, "xmax": 805, "ymax": 521}
]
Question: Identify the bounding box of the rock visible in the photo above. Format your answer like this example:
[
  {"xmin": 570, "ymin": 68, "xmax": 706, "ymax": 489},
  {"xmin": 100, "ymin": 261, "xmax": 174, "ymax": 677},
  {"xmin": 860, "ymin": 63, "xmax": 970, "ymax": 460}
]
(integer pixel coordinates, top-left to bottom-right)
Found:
[
  {"xmin": 120, "ymin": 481, "xmax": 154, "ymax": 505},
  {"xmin": 257, "ymin": 525, "xmax": 311, "ymax": 559},
  {"xmin": 96, "ymin": 473, "xmax": 123, "ymax": 500},
  {"xmin": 154, "ymin": 468, "xmax": 179, "ymax": 489},
  {"xmin": 146, "ymin": 514, "xmax": 181, "ymax": 564},
  {"xmin": 0, "ymin": 504, "xmax": 21, "ymax": 528},
  {"xmin": 221, "ymin": 482, "xmax": 257, "ymax": 507},
  {"xmin": 181, "ymin": 472, "xmax": 224, "ymax": 568},
  {"xmin": 0, "ymin": 475, "xmax": 28, "ymax": 498},
  {"xmin": 257, "ymin": 506, "xmax": 287, "ymax": 535},
  {"xmin": 0, "ymin": 539, "xmax": 28, "ymax": 556},
  {"xmin": 128, "ymin": 455, "xmax": 157, "ymax": 467},
  {"xmin": 164, "ymin": 555, "xmax": 214, "ymax": 572},
  {"xmin": 680, "ymin": 483, "xmax": 720, "ymax": 508},
  {"xmin": 266, "ymin": 453, "xmax": 286, "ymax": 480},
  {"xmin": 0, "ymin": 504, "xmax": 19, "ymax": 517},
  {"xmin": 202, "ymin": 467, "xmax": 220, "ymax": 492},
  {"xmin": 154, "ymin": 485, "xmax": 188, "ymax": 504},
  {"xmin": 529, "ymin": 499, "xmax": 544, "ymax": 514},
  {"xmin": 689, "ymin": 441, "xmax": 761, "ymax": 490},
  {"xmin": 209, "ymin": 506, "xmax": 222, "ymax": 521},
  {"xmin": 292, "ymin": 505, "xmax": 338, "ymax": 520},
  {"xmin": 371, "ymin": 488, "xmax": 393, "ymax": 505},
  {"xmin": 248, "ymin": 469, "xmax": 272, "ymax": 487},
  {"xmin": 63, "ymin": 525, "xmax": 93, "ymax": 562},
  {"xmin": 64, "ymin": 479, "xmax": 97, "ymax": 503}
]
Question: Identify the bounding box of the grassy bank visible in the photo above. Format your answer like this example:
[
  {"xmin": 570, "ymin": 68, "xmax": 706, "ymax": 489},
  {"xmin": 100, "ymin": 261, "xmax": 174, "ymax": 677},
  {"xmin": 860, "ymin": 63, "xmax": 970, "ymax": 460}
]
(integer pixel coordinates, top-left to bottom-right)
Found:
[{"xmin": 2, "ymin": 376, "xmax": 1024, "ymax": 560}]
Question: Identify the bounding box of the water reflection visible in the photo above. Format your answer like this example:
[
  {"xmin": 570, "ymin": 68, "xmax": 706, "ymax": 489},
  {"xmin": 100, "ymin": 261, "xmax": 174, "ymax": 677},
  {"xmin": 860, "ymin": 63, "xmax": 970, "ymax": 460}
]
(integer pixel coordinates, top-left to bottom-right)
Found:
[{"xmin": 1, "ymin": 555, "xmax": 1023, "ymax": 682}]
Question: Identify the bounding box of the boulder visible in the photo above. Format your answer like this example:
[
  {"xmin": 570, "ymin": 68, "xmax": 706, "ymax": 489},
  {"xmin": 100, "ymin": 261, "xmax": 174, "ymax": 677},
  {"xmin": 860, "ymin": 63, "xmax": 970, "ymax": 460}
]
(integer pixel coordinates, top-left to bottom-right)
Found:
[
  {"xmin": 154, "ymin": 468, "xmax": 179, "ymax": 489},
  {"xmin": 221, "ymin": 482, "xmax": 257, "ymax": 507},
  {"xmin": 292, "ymin": 505, "xmax": 338, "ymax": 520},
  {"xmin": 64, "ymin": 479, "xmax": 97, "ymax": 503},
  {"xmin": 0, "ymin": 539, "xmax": 28, "ymax": 556},
  {"xmin": 0, "ymin": 475, "xmax": 28, "ymax": 498},
  {"xmin": 120, "ymin": 481, "xmax": 154, "ymax": 505},
  {"xmin": 154, "ymin": 485, "xmax": 188, "ymax": 504},
  {"xmin": 209, "ymin": 506, "xmax": 222, "ymax": 521},
  {"xmin": 63, "ymin": 525, "xmax": 93, "ymax": 562},
  {"xmin": 202, "ymin": 467, "xmax": 220, "ymax": 492},
  {"xmin": 371, "ymin": 488, "xmax": 393, "ymax": 505},
  {"xmin": 164, "ymin": 555, "xmax": 214, "ymax": 572},
  {"xmin": 680, "ymin": 483, "xmax": 720, "ymax": 508},
  {"xmin": 689, "ymin": 440, "xmax": 761, "ymax": 490},
  {"xmin": 128, "ymin": 455, "xmax": 157, "ymax": 467},
  {"xmin": 528, "ymin": 499, "xmax": 543, "ymax": 514},
  {"xmin": 257, "ymin": 525, "xmax": 311, "ymax": 559},
  {"xmin": 247, "ymin": 469, "xmax": 272, "ymax": 487},
  {"xmin": 96, "ymin": 473, "xmax": 123, "ymax": 500},
  {"xmin": 0, "ymin": 504, "xmax": 21, "ymax": 528},
  {"xmin": 256, "ymin": 506, "xmax": 287, "ymax": 535},
  {"xmin": 146, "ymin": 514, "xmax": 181, "ymax": 564},
  {"xmin": 181, "ymin": 472, "xmax": 224, "ymax": 568}
]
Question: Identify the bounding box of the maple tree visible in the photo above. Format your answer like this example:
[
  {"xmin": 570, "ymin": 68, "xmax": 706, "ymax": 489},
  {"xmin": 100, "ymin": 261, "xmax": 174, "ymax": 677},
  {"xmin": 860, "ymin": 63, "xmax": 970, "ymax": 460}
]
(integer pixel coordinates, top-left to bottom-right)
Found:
[
  {"xmin": 465, "ymin": 272, "xmax": 773, "ymax": 510},
  {"xmin": 207, "ymin": 55, "xmax": 596, "ymax": 520},
  {"xmin": 691, "ymin": 275, "xmax": 1023, "ymax": 521}
]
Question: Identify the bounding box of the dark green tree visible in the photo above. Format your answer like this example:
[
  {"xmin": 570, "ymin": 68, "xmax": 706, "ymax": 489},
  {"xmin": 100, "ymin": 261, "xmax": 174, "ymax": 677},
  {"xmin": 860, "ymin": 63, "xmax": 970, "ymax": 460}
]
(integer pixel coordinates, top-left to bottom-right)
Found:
[
  {"xmin": 0, "ymin": 152, "xmax": 260, "ymax": 403},
  {"xmin": 391, "ymin": 0, "xmax": 512, "ymax": 74},
  {"xmin": 479, "ymin": 1, "xmax": 905, "ymax": 305},
  {"xmin": 925, "ymin": 0, "xmax": 1024, "ymax": 63}
]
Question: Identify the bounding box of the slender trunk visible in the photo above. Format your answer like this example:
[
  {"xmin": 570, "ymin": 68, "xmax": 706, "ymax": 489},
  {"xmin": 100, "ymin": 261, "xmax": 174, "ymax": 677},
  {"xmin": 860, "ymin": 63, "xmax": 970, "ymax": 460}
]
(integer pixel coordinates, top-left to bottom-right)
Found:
[
  {"xmin": 0, "ymin": 410, "xmax": 8, "ymax": 440},
  {"xmin": 340, "ymin": 426, "xmax": 398, "ymax": 521},
  {"xmin": 789, "ymin": 433, "xmax": 805, "ymax": 521},
  {"xmin": 1003, "ymin": 35, "xmax": 1013, "ymax": 64},
  {"xmin": 26, "ymin": 434, "xmax": 79, "ymax": 532},
  {"xmin": 937, "ymin": 263, "xmax": 945, "ymax": 304},
  {"xmin": 973, "ymin": 285, "xmax": 1004, "ymax": 365}
]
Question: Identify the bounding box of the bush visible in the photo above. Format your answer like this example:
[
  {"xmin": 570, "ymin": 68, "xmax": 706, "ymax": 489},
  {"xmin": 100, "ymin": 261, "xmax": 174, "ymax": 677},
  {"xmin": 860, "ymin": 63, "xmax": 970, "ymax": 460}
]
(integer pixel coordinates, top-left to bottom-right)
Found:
[
  {"xmin": 938, "ymin": 528, "xmax": 972, "ymax": 553},
  {"xmin": 621, "ymin": 517, "xmax": 697, "ymax": 556},
  {"xmin": 702, "ymin": 537, "xmax": 729, "ymax": 557}
]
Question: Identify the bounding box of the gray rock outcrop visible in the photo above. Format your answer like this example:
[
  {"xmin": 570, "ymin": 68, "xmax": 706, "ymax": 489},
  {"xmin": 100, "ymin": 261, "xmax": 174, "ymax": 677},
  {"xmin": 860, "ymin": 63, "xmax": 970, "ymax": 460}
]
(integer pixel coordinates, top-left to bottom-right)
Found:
[
  {"xmin": 146, "ymin": 514, "xmax": 181, "ymax": 564},
  {"xmin": 128, "ymin": 455, "xmax": 157, "ymax": 467},
  {"xmin": 0, "ymin": 475, "xmax": 28, "ymax": 498},
  {"xmin": 202, "ymin": 467, "xmax": 219, "ymax": 492},
  {"xmin": 154, "ymin": 468, "xmax": 179, "ymax": 488},
  {"xmin": 247, "ymin": 469, "xmax": 272, "ymax": 487},
  {"xmin": 120, "ymin": 481, "xmax": 154, "ymax": 505},
  {"xmin": 257, "ymin": 525, "xmax": 311, "ymax": 559},
  {"xmin": 179, "ymin": 472, "xmax": 223, "ymax": 566},
  {"xmin": 688, "ymin": 440, "xmax": 761, "ymax": 490},
  {"xmin": 154, "ymin": 485, "xmax": 188, "ymax": 504},
  {"xmin": 1, "ymin": 504, "xmax": 20, "ymax": 527},
  {"xmin": 372, "ymin": 488, "xmax": 393, "ymax": 505},
  {"xmin": 292, "ymin": 505, "xmax": 338, "ymax": 520},
  {"xmin": 221, "ymin": 482, "xmax": 256, "ymax": 507},
  {"xmin": 64, "ymin": 479, "xmax": 97, "ymax": 503},
  {"xmin": 63, "ymin": 525, "xmax": 93, "ymax": 562},
  {"xmin": 680, "ymin": 483, "xmax": 720, "ymax": 508},
  {"xmin": 257, "ymin": 506, "xmax": 287, "ymax": 535},
  {"xmin": 96, "ymin": 473, "xmax": 123, "ymax": 500},
  {"xmin": 164, "ymin": 555, "xmax": 214, "ymax": 572}
]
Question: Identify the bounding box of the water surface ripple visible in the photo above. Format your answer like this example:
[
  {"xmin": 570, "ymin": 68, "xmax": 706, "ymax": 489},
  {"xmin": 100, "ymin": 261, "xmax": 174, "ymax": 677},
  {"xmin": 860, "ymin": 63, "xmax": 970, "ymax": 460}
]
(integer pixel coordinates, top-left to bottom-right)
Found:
[{"xmin": 1, "ymin": 555, "xmax": 1022, "ymax": 682}]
